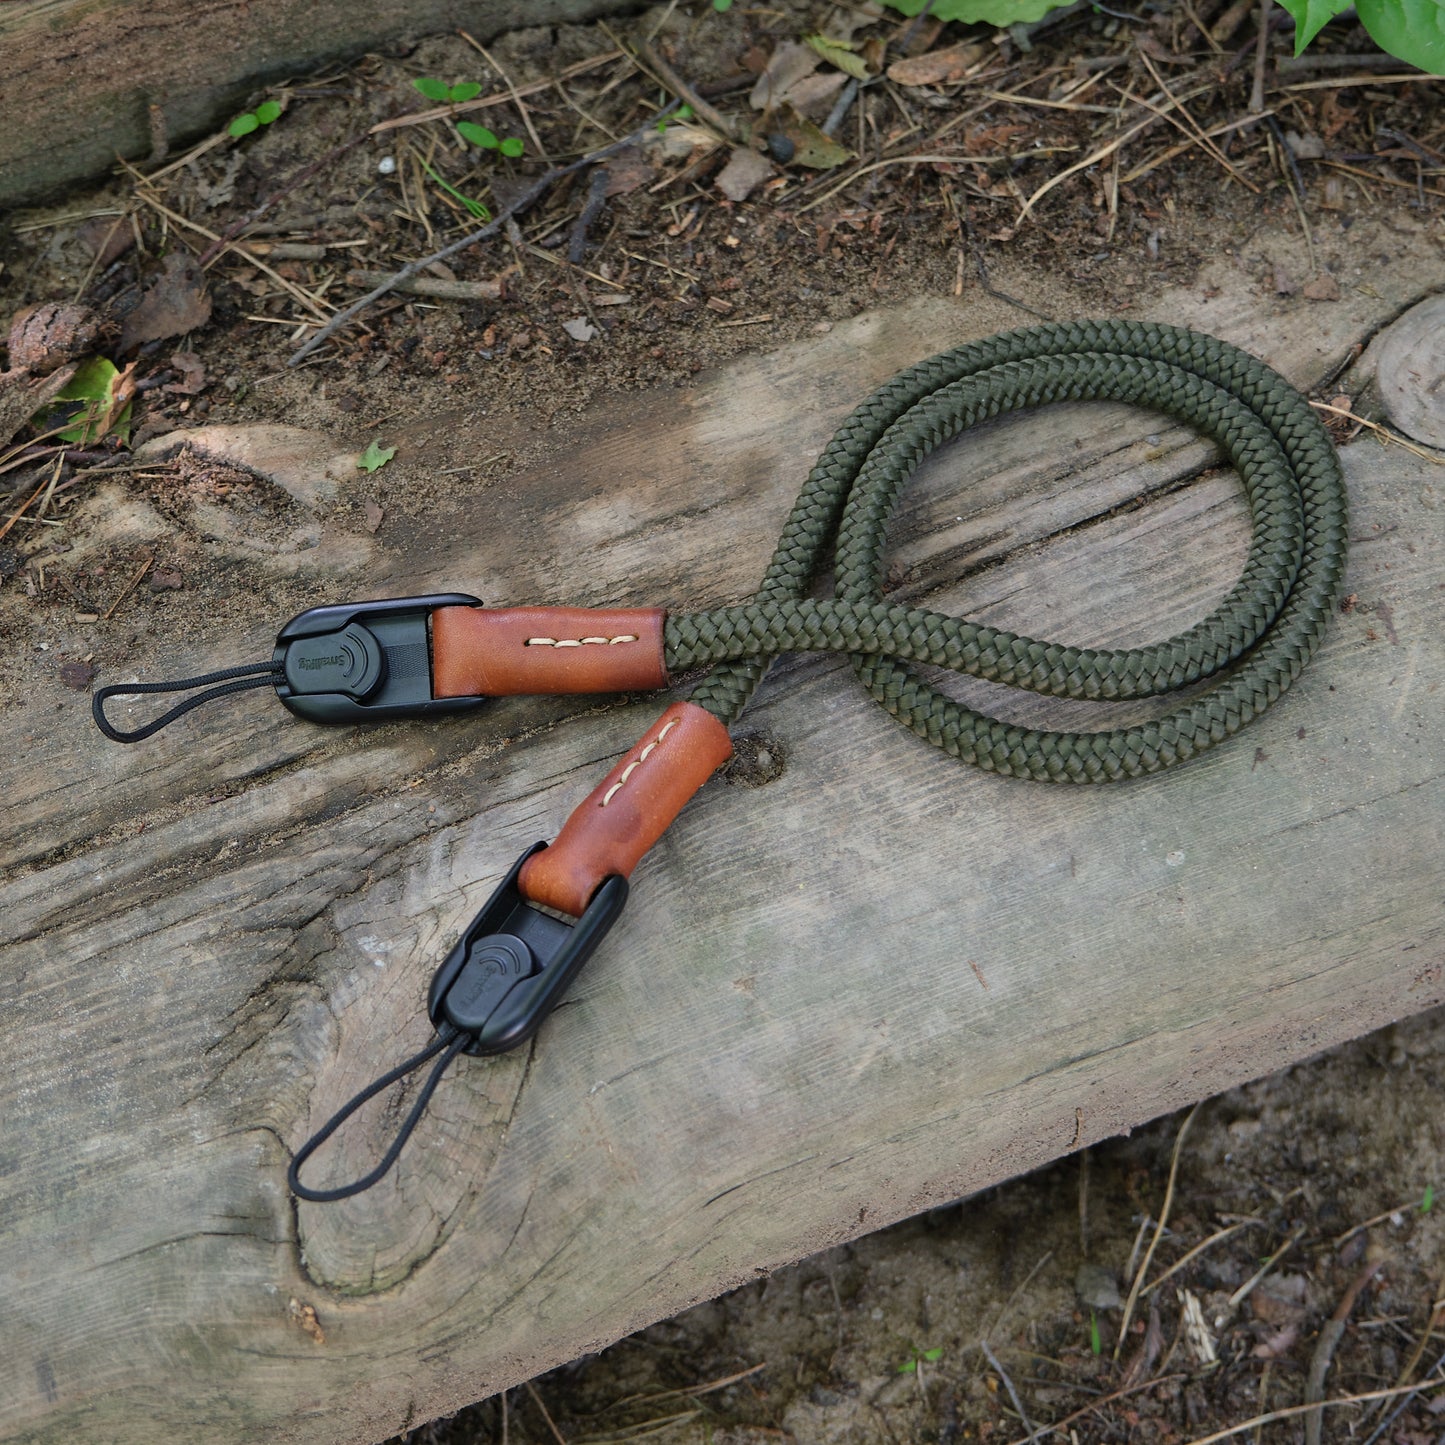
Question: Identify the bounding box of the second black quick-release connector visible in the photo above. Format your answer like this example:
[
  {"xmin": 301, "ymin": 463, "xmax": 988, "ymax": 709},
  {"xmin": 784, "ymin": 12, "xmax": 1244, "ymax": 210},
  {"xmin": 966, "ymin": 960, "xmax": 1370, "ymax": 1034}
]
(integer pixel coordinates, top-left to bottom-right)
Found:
[
  {"xmin": 427, "ymin": 842, "xmax": 629, "ymax": 1054},
  {"xmin": 287, "ymin": 843, "xmax": 629, "ymax": 1202}
]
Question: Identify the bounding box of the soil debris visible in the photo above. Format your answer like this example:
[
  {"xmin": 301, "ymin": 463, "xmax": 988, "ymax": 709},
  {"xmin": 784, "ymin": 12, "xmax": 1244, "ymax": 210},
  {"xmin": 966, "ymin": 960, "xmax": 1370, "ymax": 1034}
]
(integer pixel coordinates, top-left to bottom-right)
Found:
[{"xmin": 116, "ymin": 252, "xmax": 212, "ymax": 352}]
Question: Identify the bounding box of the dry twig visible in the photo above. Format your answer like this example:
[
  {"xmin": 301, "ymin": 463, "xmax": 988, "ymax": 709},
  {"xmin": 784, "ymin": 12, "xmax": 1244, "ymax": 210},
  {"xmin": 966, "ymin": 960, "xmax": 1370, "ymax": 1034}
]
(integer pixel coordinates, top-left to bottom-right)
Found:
[
  {"xmin": 524, "ymin": 1381, "xmax": 569, "ymax": 1445},
  {"xmin": 1135, "ymin": 51, "xmax": 1261, "ymax": 191},
  {"xmin": 344, "ymin": 270, "xmax": 502, "ymax": 301},
  {"xmin": 0, "ymin": 469, "xmax": 55, "ymax": 543},
  {"xmin": 1310, "ymin": 404, "xmax": 1445, "ymax": 465},
  {"xmin": 1178, "ymin": 1380, "xmax": 1445, "ymax": 1445},
  {"xmin": 1142, "ymin": 1220, "xmax": 1255, "ymax": 1296},
  {"xmin": 1227, "ymin": 1225, "xmax": 1304, "ymax": 1309},
  {"xmin": 1017, "ymin": 82, "xmax": 1216, "ymax": 223},
  {"xmin": 1249, "ymin": 0, "xmax": 1273, "ymax": 113},
  {"xmin": 634, "ymin": 38, "xmax": 742, "ymax": 145},
  {"xmin": 1115, "ymin": 1104, "xmax": 1200, "ymax": 1362},
  {"xmin": 1304, "ymin": 1258, "xmax": 1385, "ymax": 1445},
  {"xmin": 101, "ymin": 556, "xmax": 154, "ymax": 621},
  {"xmin": 118, "ymin": 164, "xmax": 333, "ymax": 323},
  {"xmin": 982, "ymin": 1340, "xmax": 1040, "ymax": 1444},
  {"xmin": 459, "ymin": 31, "xmax": 550, "ymax": 160},
  {"xmin": 194, "ymin": 132, "xmax": 371, "ymax": 268},
  {"xmin": 288, "ymin": 109, "xmax": 676, "ymax": 365},
  {"xmin": 1005, "ymin": 1374, "xmax": 1189, "ymax": 1445},
  {"xmin": 1121, "ymin": 109, "xmax": 1274, "ymax": 184},
  {"xmin": 1361, "ymin": 1337, "xmax": 1445, "ymax": 1443}
]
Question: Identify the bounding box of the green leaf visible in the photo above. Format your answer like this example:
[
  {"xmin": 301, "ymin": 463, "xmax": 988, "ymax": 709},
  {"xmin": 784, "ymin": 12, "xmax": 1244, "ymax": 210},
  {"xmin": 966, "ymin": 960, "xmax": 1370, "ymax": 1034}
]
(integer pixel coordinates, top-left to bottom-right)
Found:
[
  {"xmin": 357, "ymin": 440, "xmax": 396, "ymax": 473},
  {"xmin": 714, "ymin": 0, "xmax": 735, "ymax": 10},
  {"xmin": 254, "ymin": 99, "xmax": 282, "ymax": 125},
  {"xmin": 806, "ymin": 33, "xmax": 871, "ymax": 80},
  {"xmin": 499, "ymin": 136, "xmax": 525, "ymax": 158},
  {"xmin": 878, "ymin": 0, "xmax": 1078, "ymax": 22},
  {"xmin": 49, "ymin": 357, "xmax": 131, "ymax": 444},
  {"xmin": 449, "ymin": 81, "xmax": 483, "ymax": 103},
  {"xmin": 1090, "ymin": 1311, "xmax": 1102, "ymax": 1355},
  {"xmin": 228, "ymin": 113, "xmax": 259, "ymax": 138},
  {"xmin": 1355, "ymin": 0, "xmax": 1445, "ymax": 72},
  {"xmin": 456, "ymin": 121, "xmax": 499, "ymax": 149},
  {"xmin": 413, "ymin": 76, "xmax": 453, "ymax": 102},
  {"xmin": 420, "ymin": 158, "xmax": 491, "ymax": 219},
  {"xmin": 1274, "ymin": 0, "xmax": 1355, "ymax": 52},
  {"xmin": 1423, "ymin": 1184, "xmax": 1435, "ymax": 1212},
  {"xmin": 921, "ymin": 1348, "xmax": 944, "ymax": 1363},
  {"xmin": 676, "ymin": 102, "xmax": 695, "ymax": 120},
  {"xmin": 897, "ymin": 1359, "xmax": 918, "ymax": 1374}
]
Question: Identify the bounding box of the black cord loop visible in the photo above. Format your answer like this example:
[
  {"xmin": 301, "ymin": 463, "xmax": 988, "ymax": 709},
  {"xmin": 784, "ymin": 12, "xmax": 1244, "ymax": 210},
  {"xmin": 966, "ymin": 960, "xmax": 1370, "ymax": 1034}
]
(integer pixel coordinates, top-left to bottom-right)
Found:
[
  {"xmin": 92, "ymin": 661, "xmax": 284, "ymax": 743},
  {"xmin": 287, "ymin": 1026, "xmax": 470, "ymax": 1203}
]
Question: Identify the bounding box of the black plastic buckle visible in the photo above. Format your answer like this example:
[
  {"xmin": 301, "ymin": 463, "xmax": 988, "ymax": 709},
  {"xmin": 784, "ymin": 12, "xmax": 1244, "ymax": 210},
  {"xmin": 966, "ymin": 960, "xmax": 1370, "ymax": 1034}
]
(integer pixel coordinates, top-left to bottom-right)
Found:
[
  {"xmin": 427, "ymin": 843, "xmax": 629, "ymax": 1055},
  {"xmin": 273, "ymin": 593, "xmax": 486, "ymax": 724}
]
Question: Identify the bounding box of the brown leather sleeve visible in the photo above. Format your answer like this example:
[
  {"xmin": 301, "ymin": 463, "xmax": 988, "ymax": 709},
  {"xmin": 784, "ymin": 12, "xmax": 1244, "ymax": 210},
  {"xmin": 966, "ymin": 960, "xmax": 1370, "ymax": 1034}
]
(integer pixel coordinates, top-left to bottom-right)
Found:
[
  {"xmin": 431, "ymin": 605, "xmax": 668, "ymax": 697},
  {"xmin": 518, "ymin": 701, "xmax": 733, "ymax": 917}
]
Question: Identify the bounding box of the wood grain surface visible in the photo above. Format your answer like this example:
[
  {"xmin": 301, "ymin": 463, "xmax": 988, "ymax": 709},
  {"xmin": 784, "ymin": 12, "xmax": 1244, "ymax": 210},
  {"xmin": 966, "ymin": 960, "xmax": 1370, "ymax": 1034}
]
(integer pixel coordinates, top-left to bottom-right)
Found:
[{"xmin": 2, "ymin": 261, "xmax": 1442, "ymax": 1443}]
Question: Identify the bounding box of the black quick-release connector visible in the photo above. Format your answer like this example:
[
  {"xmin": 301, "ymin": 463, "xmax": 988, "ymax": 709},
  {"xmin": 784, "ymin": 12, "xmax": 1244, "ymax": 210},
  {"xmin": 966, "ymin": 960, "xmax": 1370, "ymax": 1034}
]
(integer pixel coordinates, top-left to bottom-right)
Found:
[
  {"xmin": 287, "ymin": 844, "xmax": 627, "ymax": 1203},
  {"xmin": 427, "ymin": 842, "xmax": 629, "ymax": 1054},
  {"xmin": 273, "ymin": 593, "xmax": 486, "ymax": 724},
  {"xmin": 92, "ymin": 593, "xmax": 488, "ymax": 742}
]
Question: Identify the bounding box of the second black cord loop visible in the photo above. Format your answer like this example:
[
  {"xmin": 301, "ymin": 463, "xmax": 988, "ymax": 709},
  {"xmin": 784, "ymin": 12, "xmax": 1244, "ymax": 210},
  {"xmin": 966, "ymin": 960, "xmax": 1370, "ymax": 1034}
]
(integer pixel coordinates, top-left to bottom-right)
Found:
[{"xmin": 287, "ymin": 1027, "xmax": 471, "ymax": 1203}]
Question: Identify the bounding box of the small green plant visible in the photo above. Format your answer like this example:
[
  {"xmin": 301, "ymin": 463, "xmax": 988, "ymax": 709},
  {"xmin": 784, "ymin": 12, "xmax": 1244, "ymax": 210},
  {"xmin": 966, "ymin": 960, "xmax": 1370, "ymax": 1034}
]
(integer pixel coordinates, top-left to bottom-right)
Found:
[
  {"xmin": 228, "ymin": 99, "xmax": 282, "ymax": 138},
  {"xmin": 897, "ymin": 1346, "xmax": 944, "ymax": 1374},
  {"xmin": 1089, "ymin": 1311, "xmax": 1102, "ymax": 1355},
  {"xmin": 655, "ymin": 102, "xmax": 695, "ymax": 132},
  {"xmin": 409, "ymin": 78, "xmax": 526, "ymax": 209},
  {"xmin": 714, "ymin": 0, "xmax": 735, "ymax": 10},
  {"xmin": 412, "ymin": 78, "xmax": 525, "ymax": 154},
  {"xmin": 456, "ymin": 121, "xmax": 525, "ymax": 158},
  {"xmin": 357, "ymin": 440, "xmax": 396, "ymax": 473},
  {"xmin": 1422, "ymin": 1184, "xmax": 1435, "ymax": 1212},
  {"xmin": 412, "ymin": 77, "xmax": 482, "ymax": 105},
  {"xmin": 420, "ymin": 158, "xmax": 490, "ymax": 220}
]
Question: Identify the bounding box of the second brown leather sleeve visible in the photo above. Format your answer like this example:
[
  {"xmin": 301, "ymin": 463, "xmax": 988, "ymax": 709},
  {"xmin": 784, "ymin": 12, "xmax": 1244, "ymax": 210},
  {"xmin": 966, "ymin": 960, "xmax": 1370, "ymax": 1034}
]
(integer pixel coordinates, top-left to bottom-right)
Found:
[{"xmin": 518, "ymin": 701, "xmax": 734, "ymax": 917}]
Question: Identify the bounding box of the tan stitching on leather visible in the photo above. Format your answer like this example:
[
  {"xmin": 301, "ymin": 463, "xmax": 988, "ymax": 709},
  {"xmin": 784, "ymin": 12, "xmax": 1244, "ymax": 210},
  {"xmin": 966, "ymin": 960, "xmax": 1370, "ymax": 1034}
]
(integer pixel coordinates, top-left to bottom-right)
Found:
[
  {"xmin": 431, "ymin": 606, "xmax": 667, "ymax": 697},
  {"xmin": 600, "ymin": 717, "xmax": 680, "ymax": 806},
  {"xmin": 517, "ymin": 701, "xmax": 733, "ymax": 916},
  {"xmin": 524, "ymin": 634, "xmax": 639, "ymax": 647}
]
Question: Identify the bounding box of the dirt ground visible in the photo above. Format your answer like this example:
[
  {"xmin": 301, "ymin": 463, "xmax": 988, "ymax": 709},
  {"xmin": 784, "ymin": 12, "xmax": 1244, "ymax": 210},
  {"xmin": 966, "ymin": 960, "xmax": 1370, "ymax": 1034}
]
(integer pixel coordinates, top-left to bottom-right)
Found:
[
  {"xmin": 390, "ymin": 1009, "xmax": 1445, "ymax": 1445},
  {"xmin": 2, "ymin": 1, "xmax": 1442, "ymax": 1441}
]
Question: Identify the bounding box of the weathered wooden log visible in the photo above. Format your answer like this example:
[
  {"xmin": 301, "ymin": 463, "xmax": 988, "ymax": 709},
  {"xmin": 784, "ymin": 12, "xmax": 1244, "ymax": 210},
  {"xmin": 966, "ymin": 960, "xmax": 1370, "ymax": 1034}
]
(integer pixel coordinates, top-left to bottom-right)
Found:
[
  {"xmin": 1, "ymin": 268, "xmax": 1441, "ymax": 1442},
  {"xmin": 0, "ymin": 0, "xmax": 639, "ymax": 206}
]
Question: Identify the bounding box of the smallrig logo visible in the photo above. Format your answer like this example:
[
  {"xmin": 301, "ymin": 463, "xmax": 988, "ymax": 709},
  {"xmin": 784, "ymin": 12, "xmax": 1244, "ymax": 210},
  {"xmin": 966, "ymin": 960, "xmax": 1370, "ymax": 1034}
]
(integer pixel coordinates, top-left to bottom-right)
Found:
[{"xmin": 298, "ymin": 655, "xmax": 346, "ymax": 671}]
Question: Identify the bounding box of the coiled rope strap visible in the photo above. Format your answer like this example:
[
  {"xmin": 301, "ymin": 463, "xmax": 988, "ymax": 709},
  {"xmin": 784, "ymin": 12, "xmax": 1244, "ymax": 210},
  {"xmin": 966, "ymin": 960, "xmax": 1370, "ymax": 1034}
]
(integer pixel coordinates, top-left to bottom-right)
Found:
[
  {"xmin": 428, "ymin": 320, "xmax": 1350, "ymax": 918},
  {"xmin": 673, "ymin": 319, "xmax": 1348, "ymax": 782},
  {"xmin": 274, "ymin": 320, "xmax": 1352, "ymax": 1201}
]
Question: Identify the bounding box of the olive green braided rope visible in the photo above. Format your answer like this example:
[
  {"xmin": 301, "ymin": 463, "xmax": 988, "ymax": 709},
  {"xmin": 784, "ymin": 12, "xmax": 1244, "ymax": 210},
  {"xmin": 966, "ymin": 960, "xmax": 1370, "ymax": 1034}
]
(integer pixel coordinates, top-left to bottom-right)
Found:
[{"xmin": 663, "ymin": 320, "xmax": 1348, "ymax": 784}]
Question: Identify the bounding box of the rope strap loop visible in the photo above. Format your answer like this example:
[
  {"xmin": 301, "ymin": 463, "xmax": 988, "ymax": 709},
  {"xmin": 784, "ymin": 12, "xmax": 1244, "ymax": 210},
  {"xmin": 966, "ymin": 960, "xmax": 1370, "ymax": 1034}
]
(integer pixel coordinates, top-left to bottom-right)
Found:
[{"xmin": 668, "ymin": 320, "xmax": 1347, "ymax": 782}]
